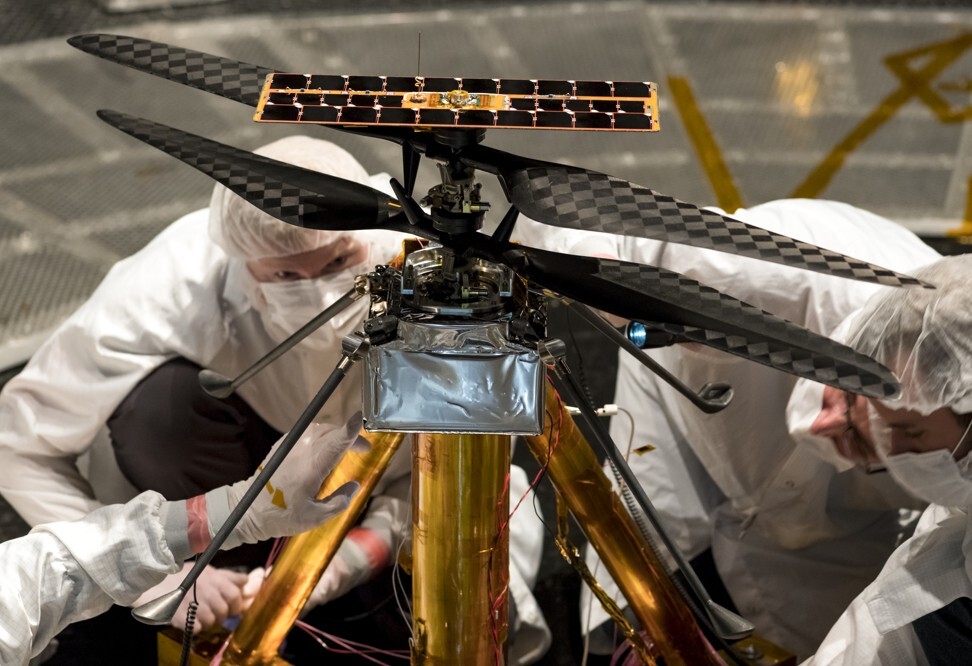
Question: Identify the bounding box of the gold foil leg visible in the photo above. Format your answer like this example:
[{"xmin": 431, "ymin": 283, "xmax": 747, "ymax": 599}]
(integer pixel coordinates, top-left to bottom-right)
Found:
[
  {"xmin": 411, "ymin": 433, "xmax": 510, "ymax": 665},
  {"xmin": 524, "ymin": 383, "xmax": 725, "ymax": 666},
  {"xmin": 220, "ymin": 430, "xmax": 405, "ymax": 666},
  {"xmin": 157, "ymin": 627, "xmax": 291, "ymax": 666},
  {"xmin": 552, "ymin": 490, "xmax": 657, "ymax": 665}
]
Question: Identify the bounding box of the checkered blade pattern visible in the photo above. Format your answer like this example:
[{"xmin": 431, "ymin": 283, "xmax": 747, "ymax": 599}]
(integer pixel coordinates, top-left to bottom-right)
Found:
[
  {"xmin": 510, "ymin": 243, "xmax": 899, "ymax": 398},
  {"xmin": 639, "ymin": 319, "xmax": 898, "ymax": 398},
  {"xmin": 594, "ymin": 259, "xmax": 900, "ymax": 398},
  {"xmin": 508, "ymin": 165, "xmax": 928, "ymax": 288},
  {"xmin": 68, "ymin": 34, "xmax": 272, "ymax": 107},
  {"xmin": 97, "ymin": 110, "xmax": 397, "ymax": 231}
]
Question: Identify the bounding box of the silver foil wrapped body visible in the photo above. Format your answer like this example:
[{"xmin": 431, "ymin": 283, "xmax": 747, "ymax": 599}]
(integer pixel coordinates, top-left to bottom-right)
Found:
[{"xmin": 363, "ymin": 319, "xmax": 544, "ymax": 434}]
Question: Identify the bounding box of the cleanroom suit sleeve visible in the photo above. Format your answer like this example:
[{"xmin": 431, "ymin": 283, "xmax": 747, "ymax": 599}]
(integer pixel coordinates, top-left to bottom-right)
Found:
[
  {"xmin": 0, "ymin": 210, "xmax": 229, "ymax": 526},
  {"xmin": 799, "ymin": 593, "xmax": 922, "ymax": 666},
  {"xmin": 0, "ymin": 491, "xmax": 182, "ymax": 664},
  {"xmin": 802, "ymin": 506, "xmax": 972, "ymax": 666},
  {"xmin": 511, "ymin": 215, "xmax": 622, "ymax": 260}
]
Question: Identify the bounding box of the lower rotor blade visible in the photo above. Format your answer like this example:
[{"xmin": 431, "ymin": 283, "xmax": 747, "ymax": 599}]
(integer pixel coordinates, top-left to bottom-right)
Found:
[
  {"xmin": 506, "ymin": 245, "xmax": 900, "ymax": 399},
  {"xmin": 97, "ymin": 110, "xmax": 404, "ymax": 233}
]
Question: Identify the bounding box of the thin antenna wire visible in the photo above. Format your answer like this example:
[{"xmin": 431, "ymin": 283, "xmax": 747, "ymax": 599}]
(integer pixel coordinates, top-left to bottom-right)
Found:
[{"xmin": 416, "ymin": 32, "xmax": 422, "ymax": 77}]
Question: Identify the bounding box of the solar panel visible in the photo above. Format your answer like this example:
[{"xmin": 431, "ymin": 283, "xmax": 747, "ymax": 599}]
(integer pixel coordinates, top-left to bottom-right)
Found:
[{"xmin": 253, "ymin": 74, "xmax": 658, "ymax": 132}]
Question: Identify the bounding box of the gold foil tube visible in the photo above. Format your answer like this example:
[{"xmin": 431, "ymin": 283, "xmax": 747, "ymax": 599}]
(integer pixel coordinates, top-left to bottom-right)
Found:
[
  {"xmin": 552, "ymin": 494, "xmax": 655, "ymax": 665},
  {"xmin": 221, "ymin": 430, "xmax": 406, "ymax": 666},
  {"xmin": 524, "ymin": 386, "xmax": 724, "ymax": 666},
  {"xmin": 411, "ymin": 433, "xmax": 510, "ymax": 665}
]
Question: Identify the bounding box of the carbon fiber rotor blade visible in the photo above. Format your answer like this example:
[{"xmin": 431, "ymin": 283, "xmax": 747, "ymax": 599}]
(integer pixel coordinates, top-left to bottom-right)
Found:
[
  {"xmin": 457, "ymin": 141, "xmax": 929, "ymax": 289},
  {"xmin": 97, "ymin": 110, "xmax": 405, "ymax": 233},
  {"xmin": 504, "ymin": 244, "xmax": 900, "ymax": 399},
  {"xmin": 511, "ymin": 165, "xmax": 929, "ymax": 288},
  {"xmin": 68, "ymin": 34, "xmax": 417, "ymax": 148},
  {"xmin": 68, "ymin": 34, "xmax": 272, "ymax": 107}
]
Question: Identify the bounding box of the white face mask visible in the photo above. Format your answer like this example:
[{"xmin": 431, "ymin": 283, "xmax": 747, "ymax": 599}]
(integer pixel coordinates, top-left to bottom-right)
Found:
[
  {"xmin": 882, "ymin": 414, "xmax": 972, "ymax": 507},
  {"xmin": 248, "ymin": 266, "xmax": 365, "ymax": 350}
]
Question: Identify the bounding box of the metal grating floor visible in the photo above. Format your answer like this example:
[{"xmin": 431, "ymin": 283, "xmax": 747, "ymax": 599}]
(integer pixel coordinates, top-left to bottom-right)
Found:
[{"xmin": 0, "ymin": 2, "xmax": 969, "ymax": 366}]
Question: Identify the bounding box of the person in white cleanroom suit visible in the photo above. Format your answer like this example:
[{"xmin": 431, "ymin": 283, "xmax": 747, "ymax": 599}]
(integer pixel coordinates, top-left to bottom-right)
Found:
[
  {"xmin": 0, "ymin": 419, "xmax": 360, "ymax": 666},
  {"xmin": 800, "ymin": 254, "xmax": 972, "ymax": 665},
  {"xmin": 0, "ymin": 135, "xmax": 404, "ymax": 639},
  {"xmin": 0, "ymin": 135, "xmax": 549, "ymax": 662},
  {"xmin": 514, "ymin": 199, "xmax": 939, "ymax": 659}
]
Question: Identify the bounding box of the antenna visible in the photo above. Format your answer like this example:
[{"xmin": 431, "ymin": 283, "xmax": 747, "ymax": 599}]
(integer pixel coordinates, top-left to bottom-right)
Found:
[{"xmin": 416, "ymin": 32, "xmax": 422, "ymax": 78}]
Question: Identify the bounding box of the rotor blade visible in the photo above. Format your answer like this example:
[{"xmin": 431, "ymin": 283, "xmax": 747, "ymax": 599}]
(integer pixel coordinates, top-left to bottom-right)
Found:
[
  {"xmin": 511, "ymin": 165, "xmax": 930, "ymax": 288},
  {"xmin": 504, "ymin": 244, "xmax": 900, "ymax": 399},
  {"xmin": 97, "ymin": 110, "xmax": 407, "ymax": 233},
  {"xmin": 68, "ymin": 34, "xmax": 272, "ymax": 107},
  {"xmin": 67, "ymin": 34, "xmax": 420, "ymax": 148},
  {"xmin": 459, "ymin": 145, "xmax": 928, "ymax": 289}
]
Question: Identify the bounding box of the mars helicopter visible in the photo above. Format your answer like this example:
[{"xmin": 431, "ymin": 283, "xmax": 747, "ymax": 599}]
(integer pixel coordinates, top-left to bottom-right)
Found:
[{"xmin": 67, "ymin": 33, "xmax": 928, "ymax": 666}]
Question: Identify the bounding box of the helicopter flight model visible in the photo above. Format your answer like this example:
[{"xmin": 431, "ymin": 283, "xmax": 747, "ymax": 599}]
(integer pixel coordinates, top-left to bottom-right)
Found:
[
  {"xmin": 66, "ymin": 33, "xmax": 930, "ymax": 666},
  {"xmin": 67, "ymin": 33, "xmax": 927, "ymax": 399}
]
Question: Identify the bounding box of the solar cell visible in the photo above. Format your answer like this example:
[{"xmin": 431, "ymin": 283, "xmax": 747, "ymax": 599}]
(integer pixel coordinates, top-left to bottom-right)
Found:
[{"xmin": 255, "ymin": 73, "xmax": 656, "ymax": 131}]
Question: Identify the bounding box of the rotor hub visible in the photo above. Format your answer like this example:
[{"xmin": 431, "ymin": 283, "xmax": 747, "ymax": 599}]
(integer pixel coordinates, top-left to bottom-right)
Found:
[
  {"xmin": 401, "ymin": 246, "xmax": 512, "ymax": 316},
  {"xmin": 431, "ymin": 128, "xmax": 486, "ymax": 148},
  {"xmin": 422, "ymin": 159, "xmax": 490, "ymax": 235}
]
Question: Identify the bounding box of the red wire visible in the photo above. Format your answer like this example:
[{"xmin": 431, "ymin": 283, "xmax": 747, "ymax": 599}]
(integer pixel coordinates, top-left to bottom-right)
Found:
[
  {"xmin": 264, "ymin": 536, "xmax": 288, "ymax": 569},
  {"xmin": 294, "ymin": 619, "xmax": 410, "ymax": 664},
  {"xmin": 292, "ymin": 396, "xmax": 569, "ymax": 665},
  {"xmin": 488, "ymin": 392, "xmax": 564, "ymax": 663}
]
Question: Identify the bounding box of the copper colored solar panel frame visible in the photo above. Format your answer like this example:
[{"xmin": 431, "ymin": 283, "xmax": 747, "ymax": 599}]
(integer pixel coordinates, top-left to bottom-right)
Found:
[{"xmin": 253, "ymin": 74, "xmax": 658, "ymax": 132}]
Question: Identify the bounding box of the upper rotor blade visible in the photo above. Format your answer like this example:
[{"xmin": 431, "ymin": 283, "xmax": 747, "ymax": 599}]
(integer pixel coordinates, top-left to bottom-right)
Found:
[
  {"xmin": 502, "ymin": 163, "xmax": 929, "ymax": 289},
  {"xmin": 505, "ymin": 244, "xmax": 900, "ymax": 399},
  {"xmin": 68, "ymin": 34, "xmax": 272, "ymax": 107},
  {"xmin": 97, "ymin": 110, "xmax": 402, "ymax": 232}
]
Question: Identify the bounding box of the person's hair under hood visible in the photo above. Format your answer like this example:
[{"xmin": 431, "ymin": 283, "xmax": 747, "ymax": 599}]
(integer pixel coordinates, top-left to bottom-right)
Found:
[
  {"xmin": 208, "ymin": 135, "xmax": 370, "ymax": 261},
  {"xmin": 846, "ymin": 254, "xmax": 972, "ymax": 416}
]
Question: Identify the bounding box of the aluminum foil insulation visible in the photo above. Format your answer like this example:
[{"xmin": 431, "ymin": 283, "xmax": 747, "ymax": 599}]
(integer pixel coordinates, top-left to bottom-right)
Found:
[{"xmin": 363, "ymin": 319, "xmax": 544, "ymax": 434}]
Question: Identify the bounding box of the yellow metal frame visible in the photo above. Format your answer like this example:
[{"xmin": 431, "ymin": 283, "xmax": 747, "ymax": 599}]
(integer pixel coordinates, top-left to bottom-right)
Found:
[
  {"xmin": 167, "ymin": 381, "xmax": 726, "ymax": 666},
  {"xmin": 524, "ymin": 385, "xmax": 722, "ymax": 666},
  {"xmin": 219, "ymin": 430, "xmax": 405, "ymax": 665},
  {"xmin": 411, "ymin": 433, "xmax": 510, "ymax": 664}
]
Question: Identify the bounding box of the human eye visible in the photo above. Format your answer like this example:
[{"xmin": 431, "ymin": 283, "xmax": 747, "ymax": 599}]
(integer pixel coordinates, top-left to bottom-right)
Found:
[
  {"xmin": 325, "ymin": 254, "xmax": 350, "ymax": 270},
  {"xmin": 273, "ymin": 270, "xmax": 301, "ymax": 281},
  {"xmin": 895, "ymin": 427, "xmax": 923, "ymax": 444}
]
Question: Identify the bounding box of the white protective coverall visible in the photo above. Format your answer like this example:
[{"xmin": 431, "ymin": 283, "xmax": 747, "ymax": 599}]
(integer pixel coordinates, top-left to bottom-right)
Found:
[
  {"xmin": 0, "ymin": 492, "xmax": 183, "ymax": 664},
  {"xmin": 0, "ymin": 416, "xmax": 362, "ymax": 665},
  {"xmin": 0, "ymin": 202, "xmax": 391, "ymax": 522},
  {"xmin": 513, "ymin": 199, "xmax": 939, "ymax": 658},
  {"xmin": 0, "ymin": 173, "xmax": 549, "ymax": 657},
  {"xmin": 801, "ymin": 254, "xmax": 972, "ymax": 665},
  {"xmin": 803, "ymin": 503, "xmax": 970, "ymax": 665}
]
